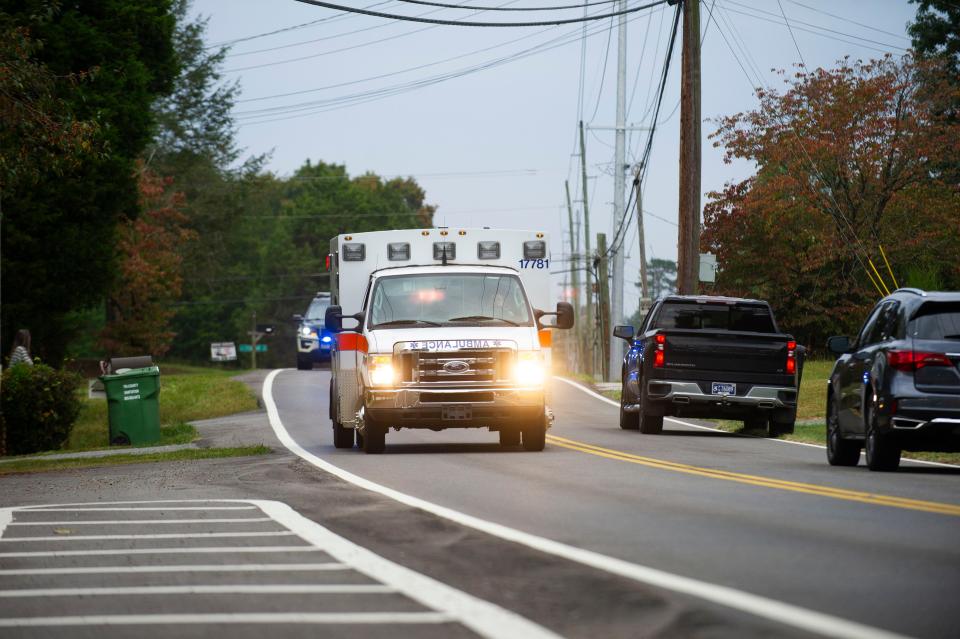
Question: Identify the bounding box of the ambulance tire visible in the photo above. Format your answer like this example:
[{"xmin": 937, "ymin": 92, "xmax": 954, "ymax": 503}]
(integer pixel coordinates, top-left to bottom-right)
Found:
[
  {"xmin": 499, "ymin": 428, "xmax": 521, "ymax": 447},
  {"xmin": 332, "ymin": 421, "xmax": 354, "ymax": 449},
  {"xmin": 521, "ymin": 422, "xmax": 546, "ymax": 452},
  {"xmin": 362, "ymin": 414, "xmax": 386, "ymax": 454}
]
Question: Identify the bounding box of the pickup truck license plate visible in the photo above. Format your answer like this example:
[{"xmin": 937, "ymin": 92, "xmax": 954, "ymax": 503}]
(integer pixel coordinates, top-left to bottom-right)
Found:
[
  {"xmin": 711, "ymin": 382, "xmax": 736, "ymax": 396},
  {"xmin": 442, "ymin": 405, "xmax": 472, "ymax": 420}
]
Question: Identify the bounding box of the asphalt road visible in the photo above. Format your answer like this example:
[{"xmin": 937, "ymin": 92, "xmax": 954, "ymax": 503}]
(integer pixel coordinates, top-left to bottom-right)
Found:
[{"xmin": 273, "ymin": 368, "xmax": 960, "ymax": 639}]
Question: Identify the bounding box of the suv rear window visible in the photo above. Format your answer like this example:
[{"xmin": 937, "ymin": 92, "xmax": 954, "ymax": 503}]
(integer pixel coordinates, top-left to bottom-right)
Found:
[
  {"xmin": 910, "ymin": 302, "xmax": 960, "ymax": 340},
  {"xmin": 655, "ymin": 302, "xmax": 776, "ymax": 333}
]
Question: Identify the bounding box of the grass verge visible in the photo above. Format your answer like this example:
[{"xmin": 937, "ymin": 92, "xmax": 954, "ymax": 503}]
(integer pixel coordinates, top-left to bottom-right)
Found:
[
  {"xmin": 67, "ymin": 369, "xmax": 257, "ymax": 452},
  {"xmin": 711, "ymin": 420, "xmax": 959, "ymax": 465},
  {"xmin": 0, "ymin": 445, "xmax": 271, "ymax": 475}
]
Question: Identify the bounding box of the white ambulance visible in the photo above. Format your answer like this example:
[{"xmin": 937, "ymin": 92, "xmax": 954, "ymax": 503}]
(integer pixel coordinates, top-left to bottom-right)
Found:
[{"xmin": 324, "ymin": 228, "xmax": 574, "ymax": 454}]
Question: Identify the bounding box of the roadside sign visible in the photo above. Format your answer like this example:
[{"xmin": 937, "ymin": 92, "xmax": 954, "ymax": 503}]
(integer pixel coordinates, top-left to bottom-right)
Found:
[
  {"xmin": 238, "ymin": 344, "xmax": 268, "ymax": 353},
  {"xmin": 210, "ymin": 342, "xmax": 237, "ymax": 362}
]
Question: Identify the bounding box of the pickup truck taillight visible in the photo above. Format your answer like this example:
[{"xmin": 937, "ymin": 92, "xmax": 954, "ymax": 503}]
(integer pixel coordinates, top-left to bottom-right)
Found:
[
  {"xmin": 653, "ymin": 333, "xmax": 666, "ymax": 368},
  {"xmin": 887, "ymin": 350, "xmax": 953, "ymax": 372},
  {"xmin": 786, "ymin": 340, "xmax": 797, "ymax": 374}
]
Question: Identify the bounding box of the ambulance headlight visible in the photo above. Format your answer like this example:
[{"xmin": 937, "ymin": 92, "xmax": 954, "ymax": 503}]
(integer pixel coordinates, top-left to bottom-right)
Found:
[
  {"xmin": 300, "ymin": 326, "xmax": 316, "ymax": 338},
  {"xmin": 368, "ymin": 354, "xmax": 396, "ymax": 387},
  {"xmin": 514, "ymin": 351, "xmax": 545, "ymax": 386}
]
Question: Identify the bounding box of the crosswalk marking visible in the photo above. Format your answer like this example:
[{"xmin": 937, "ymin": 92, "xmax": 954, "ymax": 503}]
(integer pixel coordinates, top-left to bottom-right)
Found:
[
  {"xmin": 0, "ymin": 584, "xmax": 396, "ymax": 597},
  {"xmin": 0, "ymin": 563, "xmax": 349, "ymax": 576},
  {"xmin": 0, "ymin": 612, "xmax": 456, "ymax": 627},
  {"xmin": 9, "ymin": 518, "xmax": 274, "ymax": 526},
  {"xmin": 1, "ymin": 531, "xmax": 295, "ymax": 542}
]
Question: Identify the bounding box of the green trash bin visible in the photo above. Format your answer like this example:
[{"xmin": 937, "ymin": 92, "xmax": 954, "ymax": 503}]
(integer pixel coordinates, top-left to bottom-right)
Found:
[{"xmin": 100, "ymin": 366, "xmax": 161, "ymax": 446}]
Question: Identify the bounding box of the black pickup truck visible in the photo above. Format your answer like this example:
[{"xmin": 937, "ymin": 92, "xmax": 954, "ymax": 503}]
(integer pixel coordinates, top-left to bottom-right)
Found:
[{"xmin": 613, "ymin": 295, "xmax": 803, "ymax": 436}]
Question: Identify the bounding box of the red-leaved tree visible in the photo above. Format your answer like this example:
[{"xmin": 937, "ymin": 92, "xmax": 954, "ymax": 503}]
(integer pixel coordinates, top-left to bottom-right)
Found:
[
  {"xmin": 100, "ymin": 163, "xmax": 196, "ymax": 356},
  {"xmin": 702, "ymin": 55, "xmax": 960, "ymax": 348}
]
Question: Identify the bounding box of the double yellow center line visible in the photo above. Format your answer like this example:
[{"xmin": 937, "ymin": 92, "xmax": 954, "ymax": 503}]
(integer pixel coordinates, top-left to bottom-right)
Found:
[{"xmin": 546, "ymin": 434, "xmax": 960, "ymax": 517}]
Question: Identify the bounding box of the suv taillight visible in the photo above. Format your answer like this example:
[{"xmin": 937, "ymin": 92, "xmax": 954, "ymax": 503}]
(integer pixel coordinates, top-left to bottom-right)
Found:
[
  {"xmin": 653, "ymin": 333, "xmax": 666, "ymax": 368},
  {"xmin": 786, "ymin": 340, "xmax": 797, "ymax": 374},
  {"xmin": 887, "ymin": 350, "xmax": 952, "ymax": 371}
]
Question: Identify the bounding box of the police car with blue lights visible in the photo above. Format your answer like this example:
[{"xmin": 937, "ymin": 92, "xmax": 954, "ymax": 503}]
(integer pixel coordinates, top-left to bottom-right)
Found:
[
  {"xmin": 325, "ymin": 228, "xmax": 574, "ymax": 453},
  {"xmin": 294, "ymin": 292, "xmax": 334, "ymax": 370}
]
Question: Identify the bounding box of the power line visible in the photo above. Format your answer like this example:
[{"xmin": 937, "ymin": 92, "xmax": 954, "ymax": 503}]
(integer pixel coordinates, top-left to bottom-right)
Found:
[
  {"xmin": 785, "ymin": 0, "xmax": 911, "ymax": 41},
  {"xmin": 291, "ymin": 0, "xmax": 669, "ymax": 28},
  {"xmin": 720, "ymin": 1, "xmax": 908, "ymax": 54},
  {"xmin": 205, "ymin": 2, "xmax": 389, "ymax": 49},
  {"xmin": 236, "ymin": 6, "xmax": 661, "ymax": 125},
  {"xmin": 226, "ymin": 0, "xmax": 527, "ymax": 72},
  {"xmin": 588, "ymin": 16, "xmax": 616, "ymax": 121},
  {"xmin": 395, "ymin": 0, "xmax": 619, "ymax": 10}
]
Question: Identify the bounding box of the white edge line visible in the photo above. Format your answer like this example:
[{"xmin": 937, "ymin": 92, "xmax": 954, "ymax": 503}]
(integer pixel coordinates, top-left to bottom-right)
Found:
[
  {"xmin": 553, "ymin": 376, "xmax": 960, "ymax": 469},
  {"xmin": 264, "ymin": 368, "xmax": 907, "ymax": 639},
  {"xmin": 252, "ymin": 499, "xmax": 561, "ymax": 639},
  {"xmin": 0, "ymin": 612, "xmax": 454, "ymax": 627}
]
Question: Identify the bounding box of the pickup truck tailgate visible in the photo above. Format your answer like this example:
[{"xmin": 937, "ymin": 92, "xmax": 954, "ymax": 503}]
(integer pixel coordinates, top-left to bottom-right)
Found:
[{"xmin": 663, "ymin": 330, "xmax": 790, "ymax": 375}]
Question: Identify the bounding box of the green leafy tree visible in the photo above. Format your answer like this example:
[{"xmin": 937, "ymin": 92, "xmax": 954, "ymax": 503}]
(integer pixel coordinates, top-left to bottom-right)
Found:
[
  {"xmin": 909, "ymin": 0, "xmax": 960, "ymax": 75},
  {"xmin": 1, "ymin": 0, "xmax": 177, "ymax": 364},
  {"xmin": 0, "ymin": 22, "xmax": 99, "ymax": 191}
]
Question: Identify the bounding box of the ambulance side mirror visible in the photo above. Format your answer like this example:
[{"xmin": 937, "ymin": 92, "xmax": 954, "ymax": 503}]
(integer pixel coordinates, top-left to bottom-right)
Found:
[
  {"xmin": 326, "ymin": 305, "xmax": 363, "ymax": 333},
  {"xmin": 324, "ymin": 306, "xmax": 343, "ymax": 333},
  {"xmin": 535, "ymin": 302, "xmax": 574, "ymax": 330}
]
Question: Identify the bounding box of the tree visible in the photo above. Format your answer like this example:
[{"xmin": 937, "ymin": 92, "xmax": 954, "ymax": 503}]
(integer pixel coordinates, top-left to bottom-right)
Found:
[
  {"xmin": 909, "ymin": 0, "xmax": 960, "ymax": 76},
  {"xmin": 644, "ymin": 259, "xmax": 677, "ymax": 300},
  {"xmin": 0, "ymin": 23, "xmax": 99, "ymax": 192},
  {"xmin": 702, "ymin": 56, "xmax": 960, "ymax": 348},
  {"xmin": 99, "ymin": 164, "xmax": 196, "ymax": 357},
  {"xmin": 149, "ymin": 0, "xmax": 241, "ymax": 172},
  {"xmin": 1, "ymin": 1, "xmax": 177, "ymax": 363},
  {"xmin": 165, "ymin": 160, "xmax": 435, "ymax": 365}
]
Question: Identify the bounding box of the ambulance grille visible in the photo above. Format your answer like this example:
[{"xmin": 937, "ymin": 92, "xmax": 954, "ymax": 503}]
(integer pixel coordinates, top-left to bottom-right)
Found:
[{"xmin": 400, "ymin": 350, "xmax": 511, "ymax": 384}]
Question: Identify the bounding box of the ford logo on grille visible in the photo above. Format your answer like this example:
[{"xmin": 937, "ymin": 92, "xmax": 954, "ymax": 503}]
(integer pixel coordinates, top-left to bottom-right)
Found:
[{"xmin": 443, "ymin": 360, "xmax": 470, "ymax": 373}]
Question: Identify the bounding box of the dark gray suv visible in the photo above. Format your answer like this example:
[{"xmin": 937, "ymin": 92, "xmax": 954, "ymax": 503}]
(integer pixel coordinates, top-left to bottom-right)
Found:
[{"xmin": 826, "ymin": 288, "xmax": 960, "ymax": 471}]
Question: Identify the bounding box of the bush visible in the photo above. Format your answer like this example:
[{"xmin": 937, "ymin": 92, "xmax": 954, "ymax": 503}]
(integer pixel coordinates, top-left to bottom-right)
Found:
[{"xmin": 1, "ymin": 363, "xmax": 83, "ymax": 455}]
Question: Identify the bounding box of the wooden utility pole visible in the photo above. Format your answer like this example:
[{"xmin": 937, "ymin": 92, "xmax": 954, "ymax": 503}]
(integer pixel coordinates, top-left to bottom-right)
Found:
[
  {"xmin": 579, "ymin": 121, "xmax": 594, "ymax": 375},
  {"xmin": 597, "ymin": 233, "xmax": 611, "ymax": 382},
  {"xmin": 677, "ymin": 0, "xmax": 701, "ymax": 294},
  {"xmin": 634, "ymin": 169, "xmax": 649, "ymax": 302},
  {"xmin": 564, "ymin": 180, "xmax": 582, "ymax": 370}
]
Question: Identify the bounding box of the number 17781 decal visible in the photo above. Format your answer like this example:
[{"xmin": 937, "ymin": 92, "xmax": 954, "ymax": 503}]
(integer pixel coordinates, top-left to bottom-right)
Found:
[{"xmin": 518, "ymin": 259, "xmax": 550, "ymax": 269}]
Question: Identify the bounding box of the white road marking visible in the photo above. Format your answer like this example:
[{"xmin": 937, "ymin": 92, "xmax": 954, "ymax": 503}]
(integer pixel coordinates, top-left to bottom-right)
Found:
[
  {"xmin": 24, "ymin": 507, "xmax": 258, "ymax": 512},
  {"xmin": 253, "ymin": 499, "xmax": 561, "ymax": 639},
  {"xmin": 0, "ymin": 546, "xmax": 322, "ymax": 558},
  {"xmin": 0, "ymin": 531, "xmax": 294, "ymax": 542},
  {"xmin": 9, "ymin": 518, "xmax": 274, "ymax": 526},
  {"xmin": 0, "ymin": 584, "xmax": 395, "ymax": 597},
  {"xmin": 0, "ymin": 509, "xmax": 10, "ymax": 539},
  {"xmin": 264, "ymin": 368, "xmax": 908, "ymax": 639},
  {"xmin": 0, "ymin": 612, "xmax": 455, "ymax": 627},
  {"xmin": 20, "ymin": 500, "xmax": 256, "ymax": 507},
  {"xmin": 0, "ymin": 563, "xmax": 349, "ymax": 576},
  {"xmin": 554, "ymin": 376, "xmax": 960, "ymax": 468}
]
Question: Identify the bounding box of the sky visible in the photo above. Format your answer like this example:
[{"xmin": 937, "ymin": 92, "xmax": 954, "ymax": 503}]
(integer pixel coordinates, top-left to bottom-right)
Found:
[{"xmin": 192, "ymin": 0, "xmax": 918, "ymax": 321}]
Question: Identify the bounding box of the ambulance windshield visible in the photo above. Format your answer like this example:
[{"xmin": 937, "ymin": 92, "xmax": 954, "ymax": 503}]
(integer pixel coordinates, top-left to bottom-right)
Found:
[{"xmin": 369, "ymin": 273, "xmax": 533, "ymax": 328}]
